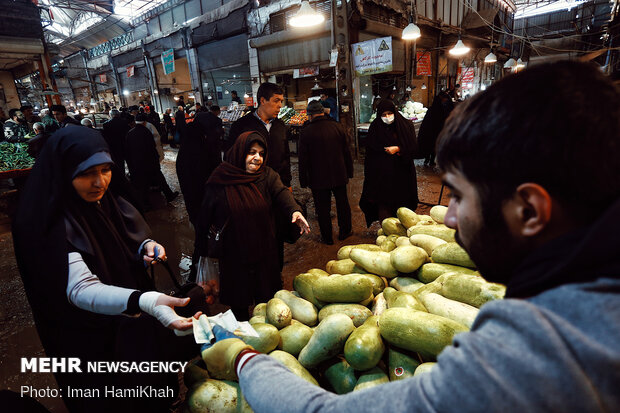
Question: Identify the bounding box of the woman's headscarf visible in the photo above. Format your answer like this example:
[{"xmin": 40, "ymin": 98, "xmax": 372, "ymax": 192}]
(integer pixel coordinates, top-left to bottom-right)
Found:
[
  {"xmin": 12, "ymin": 126, "xmax": 151, "ymax": 348},
  {"xmin": 372, "ymin": 99, "xmax": 418, "ymax": 158},
  {"xmin": 207, "ymin": 132, "xmax": 274, "ymax": 261}
]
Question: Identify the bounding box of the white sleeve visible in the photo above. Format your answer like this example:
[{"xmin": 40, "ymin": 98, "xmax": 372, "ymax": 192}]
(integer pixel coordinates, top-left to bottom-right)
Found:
[{"xmin": 66, "ymin": 252, "xmax": 138, "ymax": 315}]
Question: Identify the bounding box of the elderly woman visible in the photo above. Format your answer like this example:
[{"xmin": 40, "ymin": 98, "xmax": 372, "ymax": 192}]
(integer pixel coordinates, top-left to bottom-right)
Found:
[
  {"xmin": 12, "ymin": 126, "xmax": 199, "ymax": 413},
  {"xmin": 360, "ymin": 99, "xmax": 419, "ymax": 226},
  {"xmin": 197, "ymin": 131, "xmax": 310, "ymax": 320}
]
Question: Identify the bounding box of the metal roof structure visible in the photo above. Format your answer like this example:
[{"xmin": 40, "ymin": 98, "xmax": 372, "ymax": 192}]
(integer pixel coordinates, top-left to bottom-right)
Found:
[{"xmin": 40, "ymin": 0, "xmax": 168, "ymax": 57}]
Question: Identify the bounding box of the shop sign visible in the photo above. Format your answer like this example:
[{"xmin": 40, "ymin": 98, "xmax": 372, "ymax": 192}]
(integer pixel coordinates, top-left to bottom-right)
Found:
[
  {"xmin": 351, "ymin": 36, "xmax": 393, "ymax": 76},
  {"xmin": 99, "ymin": 73, "xmax": 107, "ymax": 83},
  {"xmin": 161, "ymin": 49, "xmax": 175, "ymax": 75},
  {"xmin": 126, "ymin": 65, "xmax": 134, "ymax": 78},
  {"xmin": 244, "ymin": 96, "xmax": 254, "ymax": 107},
  {"xmin": 293, "ymin": 66, "xmax": 319, "ymax": 79},
  {"xmin": 416, "ymin": 52, "xmax": 432, "ymax": 76},
  {"xmin": 460, "ymin": 68, "xmax": 475, "ymax": 89}
]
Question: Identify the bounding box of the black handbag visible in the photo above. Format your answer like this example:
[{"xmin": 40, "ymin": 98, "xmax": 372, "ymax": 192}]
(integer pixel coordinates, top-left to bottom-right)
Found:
[
  {"xmin": 207, "ymin": 217, "xmax": 229, "ymax": 258},
  {"xmin": 149, "ymin": 260, "xmax": 209, "ymax": 317}
]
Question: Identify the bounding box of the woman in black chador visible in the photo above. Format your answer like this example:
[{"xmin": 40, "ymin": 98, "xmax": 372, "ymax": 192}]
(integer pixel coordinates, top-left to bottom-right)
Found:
[
  {"xmin": 360, "ymin": 99, "xmax": 419, "ymax": 226},
  {"xmin": 197, "ymin": 132, "xmax": 310, "ymax": 320},
  {"xmin": 12, "ymin": 126, "xmax": 199, "ymax": 413}
]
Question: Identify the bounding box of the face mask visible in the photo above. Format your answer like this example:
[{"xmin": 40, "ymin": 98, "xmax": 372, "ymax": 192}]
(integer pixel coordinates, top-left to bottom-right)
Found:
[{"xmin": 381, "ymin": 114, "xmax": 395, "ymax": 125}]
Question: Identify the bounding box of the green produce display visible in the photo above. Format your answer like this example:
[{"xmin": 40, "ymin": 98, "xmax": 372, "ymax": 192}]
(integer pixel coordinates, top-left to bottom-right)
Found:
[
  {"xmin": 0, "ymin": 142, "xmax": 35, "ymax": 172},
  {"xmin": 185, "ymin": 206, "xmax": 506, "ymax": 412}
]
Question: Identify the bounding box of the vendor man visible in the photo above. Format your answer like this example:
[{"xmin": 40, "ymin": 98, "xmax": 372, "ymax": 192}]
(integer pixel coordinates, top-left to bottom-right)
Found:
[{"xmin": 200, "ymin": 60, "xmax": 620, "ymax": 412}]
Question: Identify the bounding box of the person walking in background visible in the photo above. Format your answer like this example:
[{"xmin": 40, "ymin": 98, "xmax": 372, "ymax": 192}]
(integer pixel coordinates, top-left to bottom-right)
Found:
[
  {"xmin": 102, "ymin": 109, "xmax": 131, "ymax": 173},
  {"xmin": 230, "ymin": 90, "xmax": 242, "ymax": 104},
  {"xmin": 20, "ymin": 105, "xmax": 41, "ymax": 132},
  {"xmin": 51, "ymin": 104, "xmax": 80, "ymax": 128},
  {"xmin": 418, "ymin": 91, "xmax": 454, "ymax": 167},
  {"xmin": 39, "ymin": 108, "xmax": 60, "ymax": 133},
  {"xmin": 80, "ymin": 118, "xmax": 94, "ymax": 128},
  {"xmin": 360, "ymin": 99, "xmax": 419, "ymax": 226},
  {"xmin": 319, "ymin": 92, "xmax": 338, "ymax": 121},
  {"xmin": 3, "ymin": 109, "xmax": 29, "ymax": 142},
  {"xmin": 194, "ymin": 104, "xmax": 224, "ymax": 155},
  {"xmin": 163, "ymin": 108, "xmax": 174, "ymax": 146},
  {"xmin": 26, "ymin": 122, "xmax": 50, "ymax": 158},
  {"xmin": 174, "ymin": 105, "xmax": 187, "ymax": 146},
  {"xmin": 196, "ymin": 132, "xmax": 309, "ymax": 320},
  {"xmin": 299, "ymin": 100, "xmax": 353, "ymax": 244},
  {"xmin": 125, "ymin": 113, "xmax": 178, "ymax": 209}
]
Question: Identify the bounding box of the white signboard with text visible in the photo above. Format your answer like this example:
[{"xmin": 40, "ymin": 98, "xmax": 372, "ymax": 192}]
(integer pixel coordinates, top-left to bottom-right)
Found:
[{"xmin": 351, "ymin": 36, "xmax": 393, "ymax": 76}]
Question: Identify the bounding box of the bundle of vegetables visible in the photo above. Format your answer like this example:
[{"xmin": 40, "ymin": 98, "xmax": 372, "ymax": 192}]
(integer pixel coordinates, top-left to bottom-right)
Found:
[
  {"xmin": 277, "ymin": 107, "xmax": 297, "ymax": 124},
  {"xmin": 184, "ymin": 206, "xmax": 506, "ymax": 412},
  {"xmin": 0, "ymin": 142, "xmax": 35, "ymax": 172}
]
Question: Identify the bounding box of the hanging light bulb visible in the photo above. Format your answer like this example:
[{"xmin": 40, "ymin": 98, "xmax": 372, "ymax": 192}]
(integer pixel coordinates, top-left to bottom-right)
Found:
[
  {"xmin": 393, "ymin": 85, "xmax": 397, "ymax": 90},
  {"xmin": 402, "ymin": 21, "xmax": 421, "ymax": 40},
  {"xmin": 484, "ymin": 51, "xmax": 497, "ymax": 63},
  {"xmin": 516, "ymin": 58, "xmax": 526, "ymax": 69},
  {"xmin": 405, "ymin": 86, "xmax": 412, "ymax": 92},
  {"xmin": 449, "ymin": 37, "xmax": 470, "ymax": 56},
  {"xmin": 289, "ymin": 1, "xmax": 324, "ymax": 28},
  {"xmin": 311, "ymin": 83, "xmax": 320, "ymax": 90},
  {"xmin": 244, "ymin": 92, "xmax": 249, "ymax": 98},
  {"xmin": 504, "ymin": 58, "xmax": 517, "ymax": 68},
  {"xmin": 421, "ymin": 83, "xmax": 427, "ymax": 89},
  {"xmin": 402, "ymin": 0, "xmax": 421, "ymax": 40}
]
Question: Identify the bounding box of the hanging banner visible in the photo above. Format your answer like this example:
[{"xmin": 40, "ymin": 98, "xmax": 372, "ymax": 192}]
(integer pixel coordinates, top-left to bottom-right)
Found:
[
  {"xmin": 351, "ymin": 36, "xmax": 393, "ymax": 76},
  {"xmin": 416, "ymin": 52, "xmax": 432, "ymax": 76},
  {"xmin": 460, "ymin": 68, "xmax": 475, "ymax": 89},
  {"xmin": 99, "ymin": 73, "xmax": 107, "ymax": 83},
  {"xmin": 126, "ymin": 65, "xmax": 135, "ymax": 78},
  {"xmin": 161, "ymin": 48, "xmax": 175, "ymax": 75},
  {"xmin": 293, "ymin": 66, "xmax": 319, "ymax": 79}
]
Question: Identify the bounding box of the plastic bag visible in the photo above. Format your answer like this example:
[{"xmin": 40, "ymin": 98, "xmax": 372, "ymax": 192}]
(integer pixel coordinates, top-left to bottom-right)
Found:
[{"xmin": 197, "ymin": 256, "xmax": 220, "ymax": 305}]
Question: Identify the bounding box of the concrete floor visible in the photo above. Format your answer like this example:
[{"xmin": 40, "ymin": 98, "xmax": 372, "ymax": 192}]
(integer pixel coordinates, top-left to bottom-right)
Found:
[{"xmin": 0, "ymin": 144, "xmax": 447, "ymax": 412}]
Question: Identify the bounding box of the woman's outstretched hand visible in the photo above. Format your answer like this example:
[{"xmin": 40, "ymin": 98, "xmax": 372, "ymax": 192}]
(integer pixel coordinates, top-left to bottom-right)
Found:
[{"xmin": 292, "ymin": 211, "xmax": 311, "ymax": 234}]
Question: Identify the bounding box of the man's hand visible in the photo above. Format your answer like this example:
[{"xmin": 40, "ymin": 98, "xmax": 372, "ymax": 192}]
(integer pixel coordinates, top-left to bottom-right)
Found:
[
  {"xmin": 201, "ymin": 325, "xmax": 252, "ymax": 380},
  {"xmin": 143, "ymin": 241, "xmax": 166, "ymax": 264},
  {"xmin": 292, "ymin": 211, "xmax": 311, "ymax": 234},
  {"xmin": 384, "ymin": 146, "xmax": 400, "ymax": 155}
]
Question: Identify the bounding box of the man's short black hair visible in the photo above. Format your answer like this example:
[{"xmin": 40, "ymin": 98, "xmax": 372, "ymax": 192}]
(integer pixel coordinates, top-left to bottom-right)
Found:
[
  {"xmin": 50, "ymin": 105, "xmax": 67, "ymax": 114},
  {"xmin": 437, "ymin": 60, "xmax": 620, "ymax": 220},
  {"xmin": 20, "ymin": 105, "xmax": 33, "ymax": 112},
  {"xmin": 231, "ymin": 90, "xmax": 238, "ymax": 95},
  {"xmin": 135, "ymin": 113, "xmax": 148, "ymax": 122},
  {"xmin": 9, "ymin": 108, "xmax": 20, "ymax": 118},
  {"xmin": 211, "ymin": 105, "xmax": 220, "ymax": 112},
  {"xmin": 257, "ymin": 83, "xmax": 283, "ymax": 105}
]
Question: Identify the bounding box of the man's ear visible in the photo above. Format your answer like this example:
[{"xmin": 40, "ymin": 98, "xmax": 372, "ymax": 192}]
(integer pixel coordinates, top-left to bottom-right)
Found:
[{"xmin": 508, "ymin": 183, "xmax": 553, "ymax": 237}]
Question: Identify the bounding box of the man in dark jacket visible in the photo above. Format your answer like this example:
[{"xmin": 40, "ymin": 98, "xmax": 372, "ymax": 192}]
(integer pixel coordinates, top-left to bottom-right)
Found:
[
  {"xmin": 26, "ymin": 122, "xmax": 50, "ymax": 158},
  {"xmin": 194, "ymin": 105, "xmax": 224, "ymax": 154},
  {"xmin": 50, "ymin": 105, "xmax": 80, "ymax": 128},
  {"xmin": 299, "ymin": 100, "xmax": 353, "ymax": 244},
  {"xmin": 228, "ymin": 83, "xmax": 291, "ymax": 187},
  {"xmin": 102, "ymin": 109, "xmax": 130, "ymax": 173},
  {"xmin": 3, "ymin": 108, "xmax": 29, "ymax": 142},
  {"xmin": 125, "ymin": 113, "xmax": 178, "ymax": 208}
]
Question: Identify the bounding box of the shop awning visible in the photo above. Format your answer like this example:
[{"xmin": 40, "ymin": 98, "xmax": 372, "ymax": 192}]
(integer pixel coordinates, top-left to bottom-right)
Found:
[{"xmin": 197, "ymin": 34, "xmax": 249, "ymax": 72}]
